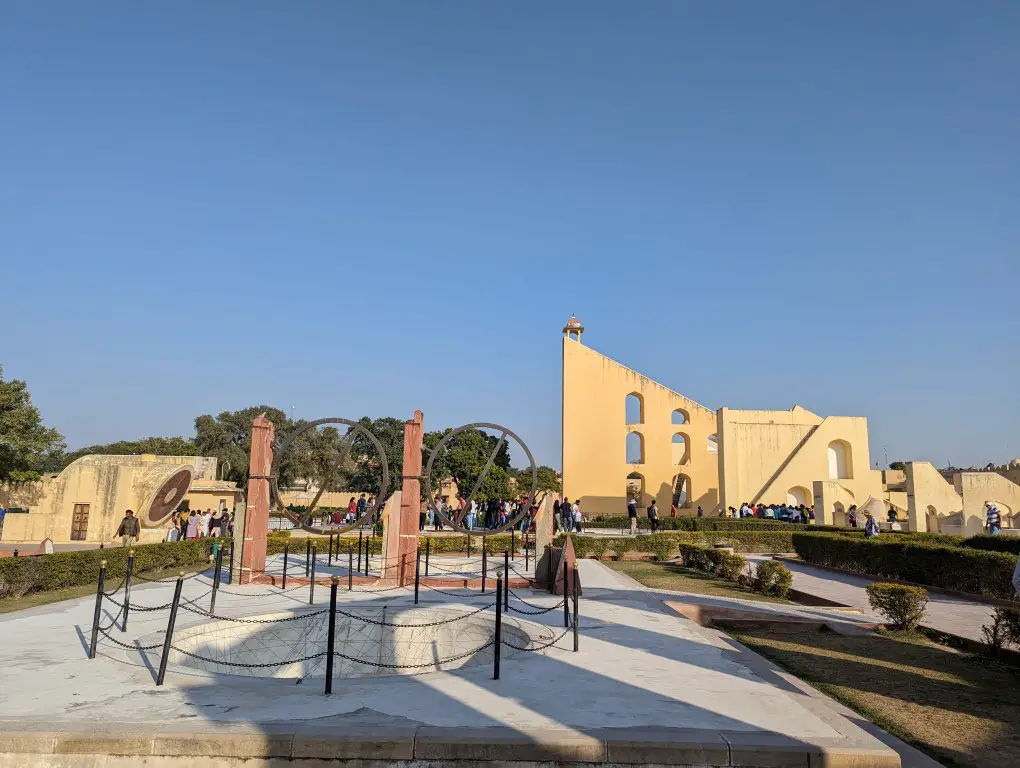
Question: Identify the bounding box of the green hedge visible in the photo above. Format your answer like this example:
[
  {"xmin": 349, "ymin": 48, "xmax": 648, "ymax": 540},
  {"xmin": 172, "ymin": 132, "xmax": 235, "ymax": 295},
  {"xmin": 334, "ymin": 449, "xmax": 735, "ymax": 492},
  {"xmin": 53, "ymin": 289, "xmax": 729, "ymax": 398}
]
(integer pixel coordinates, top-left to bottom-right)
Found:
[
  {"xmin": 563, "ymin": 530, "xmax": 797, "ymax": 561},
  {"xmin": 0, "ymin": 538, "xmax": 226, "ymax": 600},
  {"xmin": 585, "ymin": 517, "xmax": 834, "ymax": 532},
  {"xmin": 962, "ymin": 535, "xmax": 1020, "ymax": 555},
  {"xmin": 791, "ymin": 532, "xmax": 1019, "ymax": 600}
]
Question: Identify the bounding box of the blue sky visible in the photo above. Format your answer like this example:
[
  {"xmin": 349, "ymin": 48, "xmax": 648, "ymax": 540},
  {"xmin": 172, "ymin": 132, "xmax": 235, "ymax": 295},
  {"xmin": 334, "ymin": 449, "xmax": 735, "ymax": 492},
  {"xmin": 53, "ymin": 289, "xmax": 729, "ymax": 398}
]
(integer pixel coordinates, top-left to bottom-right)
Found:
[{"xmin": 2, "ymin": 1, "xmax": 1018, "ymax": 469}]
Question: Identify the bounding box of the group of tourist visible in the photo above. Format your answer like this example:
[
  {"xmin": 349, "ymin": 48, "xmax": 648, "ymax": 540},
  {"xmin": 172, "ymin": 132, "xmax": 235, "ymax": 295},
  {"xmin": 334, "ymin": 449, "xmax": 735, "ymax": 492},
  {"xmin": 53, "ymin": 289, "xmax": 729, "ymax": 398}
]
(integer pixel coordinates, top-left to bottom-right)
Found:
[
  {"xmin": 165, "ymin": 508, "xmax": 233, "ymax": 542},
  {"xmin": 420, "ymin": 497, "xmax": 538, "ymax": 532},
  {"xmin": 322, "ymin": 495, "xmax": 373, "ymax": 526},
  {"xmin": 553, "ymin": 498, "xmax": 585, "ymax": 533},
  {"xmin": 728, "ymin": 503, "xmax": 816, "ymax": 523}
]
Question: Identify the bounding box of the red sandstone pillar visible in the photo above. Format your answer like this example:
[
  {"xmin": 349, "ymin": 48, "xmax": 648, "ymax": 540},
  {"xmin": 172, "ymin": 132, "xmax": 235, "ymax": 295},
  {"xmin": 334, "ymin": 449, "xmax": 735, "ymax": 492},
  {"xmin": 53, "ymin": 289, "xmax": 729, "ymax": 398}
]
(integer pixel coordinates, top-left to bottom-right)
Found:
[
  {"xmin": 241, "ymin": 415, "xmax": 275, "ymax": 584},
  {"xmin": 384, "ymin": 411, "xmax": 423, "ymax": 584}
]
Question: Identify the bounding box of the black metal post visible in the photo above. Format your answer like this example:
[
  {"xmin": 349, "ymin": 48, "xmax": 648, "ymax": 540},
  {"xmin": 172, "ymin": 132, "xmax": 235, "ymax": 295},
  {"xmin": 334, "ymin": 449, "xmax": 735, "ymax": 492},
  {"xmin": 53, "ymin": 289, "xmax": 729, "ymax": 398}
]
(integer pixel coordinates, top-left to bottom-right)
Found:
[
  {"xmin": 325, "ymin": 576, "xmax": 338, "ymax": 695},
  {"xmin": 525, "ymin": 531, "xmax": 530, "ymax": 571},
  {"xmin": 363, "ymin": 533, "xmax": 369, "ymax": 576},
  {"xmin": 156, "ymin": 574, "xmax": 184, "ymax": 686},
  {"xmin": 305, "ymin": 538, "xmax": 311, "ymax": 577},
  {"xmin": 357, "ymin": 530, "xmax": 363, "ymax": 573},
  {"xmin": 481, "ymin": 545, "xmax": 487, "ymax": 594},
  {"xmin": 309, "ymin": 544, "xmax": 317, "ymax": 605},
  {"xmin": 466, "ymin": 534, "xmax": 471, "ymax": 558},
  {"xmin": 88, "ymin": 559, "xmax": 107, "ymax": 659},
  {"xmin": 348, "ymin": 545, "xmax": 353, "ymax": 591},
  {"xmin": 282, "ymin": 543, "xmax": 289, "ymax": 589},
  {"xmin": 328, "ymin": 533, "xmax": 334, "ymax": 566},
  {"xmin": 573, "ymin": 564, "xmax": 579, "ymax": 652},
  {"xmin": 504, "ymin": 550, "xmax": 509, "ymax": 608},
  {"xmin": 563, "ymin": 560, "xmax": 570, "ymax": 628},
  {"xmin": 122, "ymin": 550, "xmax": 135, "ymax": 632},
  {"xmin": 511, "ymin": 527, "xmax": 515, "ymax": 560},
  {"xmin": 414, "ymin": 547, "xmax": 421, "ymax": 604},
  {"xmin": 228, "ymin": 539, "xmax": 235, "ymax": 585},
  {"xmin": 209, "ymin": 549, "xmax": 222, "ymax": 615},
  {"xmin": 425, "ymin": 537, "xmax": 430, "ymax": 577},
  {"xmin": 493, "ymin": 575, "xmax": 502, "ymax": 680}
]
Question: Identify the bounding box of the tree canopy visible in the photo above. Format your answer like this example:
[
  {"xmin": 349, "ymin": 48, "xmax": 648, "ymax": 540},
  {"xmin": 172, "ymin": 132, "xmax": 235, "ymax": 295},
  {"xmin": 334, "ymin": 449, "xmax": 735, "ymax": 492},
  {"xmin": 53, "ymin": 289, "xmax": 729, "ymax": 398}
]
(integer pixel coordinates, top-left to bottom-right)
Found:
[
  {"xmin": 63, "ymin": 436, "xmax": 199, "ymax": 467},
  {"xmin": 0, "ymin": 367, "xmax": 66, "ymax": 482}
]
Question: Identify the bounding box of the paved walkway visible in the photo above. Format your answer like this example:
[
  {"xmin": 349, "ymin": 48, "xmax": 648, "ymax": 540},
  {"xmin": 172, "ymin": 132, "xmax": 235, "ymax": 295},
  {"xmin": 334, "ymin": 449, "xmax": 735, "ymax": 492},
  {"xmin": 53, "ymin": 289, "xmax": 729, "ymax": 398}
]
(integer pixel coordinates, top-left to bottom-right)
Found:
[{"xmin": 748, "ymin": 556, "xmax": 996, "ymax": 642}]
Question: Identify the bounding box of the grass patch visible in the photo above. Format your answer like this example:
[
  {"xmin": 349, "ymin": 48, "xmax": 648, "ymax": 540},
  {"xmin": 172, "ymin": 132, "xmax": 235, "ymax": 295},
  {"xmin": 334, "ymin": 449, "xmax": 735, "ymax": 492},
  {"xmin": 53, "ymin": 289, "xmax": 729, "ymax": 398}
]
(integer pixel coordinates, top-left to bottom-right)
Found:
[
  {"xmin": 729, "ymin": 627, "xmax": 1020, "ymax": 768},
  {"xmin": 0, "ymin": 562, "xmax": 213, "ymax": 615},
  {"xmin": 605, "ymin": 560, "xmax": 789, "ymax": 603}
]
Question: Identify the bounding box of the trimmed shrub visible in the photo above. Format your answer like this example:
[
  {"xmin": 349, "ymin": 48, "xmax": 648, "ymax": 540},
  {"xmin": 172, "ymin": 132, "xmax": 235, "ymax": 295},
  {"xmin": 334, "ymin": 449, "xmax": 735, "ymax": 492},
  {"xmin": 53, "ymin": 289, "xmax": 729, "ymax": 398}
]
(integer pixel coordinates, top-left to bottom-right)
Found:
[
  {"xmin": 792, "ymin": 532, "xmax": 1018, "ymax": 599},
  {"xmin": 0, "ymin": 538, "xmax": 225, "ymax": 600},
  {"xmin": 566, "ymin": 531, "xmax": 795, "ymax": 561},
  {"xmin": 753, "ymin": 561, "xmax": 793, "ymax": 598},
  {"xmin": 715, "ymin": 551, "xmax": 748, "ymax": 582},
  {"xmin": 866, "ymin": 583, "xmax": 928, "ymax": 631},
  {"xmin": 585, "ymin": 516, "xmax": 832, "ymax": 533},
  {"xmin": 963, "ymin": 535, "xmax": 1020, "ymax": 556}
]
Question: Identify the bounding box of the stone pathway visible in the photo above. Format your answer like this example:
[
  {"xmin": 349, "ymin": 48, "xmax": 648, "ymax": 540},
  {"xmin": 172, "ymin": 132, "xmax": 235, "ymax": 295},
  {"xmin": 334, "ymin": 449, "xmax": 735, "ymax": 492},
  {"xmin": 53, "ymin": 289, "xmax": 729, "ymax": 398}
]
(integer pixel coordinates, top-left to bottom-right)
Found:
[{"xmin": 747, "ymin": 556, "xmax": 997, "ymax": 642}]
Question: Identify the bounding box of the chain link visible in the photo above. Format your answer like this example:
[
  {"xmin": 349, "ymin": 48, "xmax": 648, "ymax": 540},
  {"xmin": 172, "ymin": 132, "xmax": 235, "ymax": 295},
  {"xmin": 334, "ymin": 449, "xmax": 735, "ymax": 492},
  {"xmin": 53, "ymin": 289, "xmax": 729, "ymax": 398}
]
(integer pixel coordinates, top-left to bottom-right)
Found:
[
  {"xmin": 507, "ymin": 587, "xmax": 563, "ymax": 612},
  {"xmin": 330, "ymin": 639, "xmax": 495, "ymax": 669},
  {"xmin": 332, "ymin": 602, "xmax": 495, "ymax": 628},
  {"xmin": 502, "ymin": 627, "xmax": 571, "ymax": 652},
  {"xmin": 178, "ymin": 604, "xmax": 329, "ymax": 624},
  {"xmin": 170, "ymin": 646, "xmax": 327, "ymax": 669},
  {"xmin": 98, "ymin": 626, "xmax": 164, "ymax": 651}
]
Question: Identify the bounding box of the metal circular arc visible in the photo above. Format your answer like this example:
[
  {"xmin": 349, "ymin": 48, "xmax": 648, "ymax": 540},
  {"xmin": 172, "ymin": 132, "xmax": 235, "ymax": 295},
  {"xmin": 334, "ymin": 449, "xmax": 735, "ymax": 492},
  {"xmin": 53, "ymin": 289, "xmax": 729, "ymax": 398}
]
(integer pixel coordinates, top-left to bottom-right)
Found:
[
  {"xmin": 422, "ymin": 422, "xmax": 537, "ymax": 536},
  {"xmin": 269, "ymin": 417, "xmax": 389, "ymax": 535}
]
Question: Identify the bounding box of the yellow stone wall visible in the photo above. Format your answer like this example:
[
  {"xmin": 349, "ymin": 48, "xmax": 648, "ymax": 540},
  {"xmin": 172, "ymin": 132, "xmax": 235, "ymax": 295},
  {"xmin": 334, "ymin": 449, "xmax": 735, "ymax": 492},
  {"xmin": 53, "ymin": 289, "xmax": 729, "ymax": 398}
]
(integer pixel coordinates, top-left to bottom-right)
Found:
[
  {"xmin": 717, "ymin": 407, "xmax": 882, "ymax": 524},
  {"xmin": 0, "ymin": 455, "xmax": 198, "ymax": 544},
  {"xmin": 562, "ymin": 336, "xmax": 719, "ymax": 517}
]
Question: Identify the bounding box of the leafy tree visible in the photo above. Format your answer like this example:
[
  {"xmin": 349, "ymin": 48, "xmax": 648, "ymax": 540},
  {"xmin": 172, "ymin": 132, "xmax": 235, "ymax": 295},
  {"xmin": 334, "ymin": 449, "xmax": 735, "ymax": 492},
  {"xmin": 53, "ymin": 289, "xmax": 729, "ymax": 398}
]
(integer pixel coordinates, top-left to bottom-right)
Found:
[
  {"xmin": 889, "ymin": 461, "xmax": 907, "ymax": 471},
  {"xmin": 0, "ymin": 367, "xmax": 66, "ymax": 482},
  {"xmin": 512, "ymin": 465, "xmax": 561, "ymax": 494},
  {"xmin": 340, "ymin": 417, "xmax": 407, "ymax": 495},
  {"xmin": 62, "ymin": 436, "xmax": 199, "ymax": 467},
  {"xmin": 194, "ymin": 406, "xmax": 294, "ymax": 486},
  {"xmin": 424, "ymin": 427, "xmax": 513, "ymax": 501}
]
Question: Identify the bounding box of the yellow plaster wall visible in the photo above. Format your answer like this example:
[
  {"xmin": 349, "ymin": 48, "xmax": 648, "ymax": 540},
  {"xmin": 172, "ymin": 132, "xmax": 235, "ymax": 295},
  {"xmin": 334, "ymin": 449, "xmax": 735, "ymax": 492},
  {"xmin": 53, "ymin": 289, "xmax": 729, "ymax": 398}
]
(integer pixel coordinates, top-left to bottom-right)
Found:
[
  {"xmin": 904, "ymin": 461, "xmax": 963, "ymax": 532},
  {"xmin": 562, "ymin": 336, "xmax": 718, "ymax": 517},
  {"xmin": 718, "ymin": 408, "xmax": 880, "ymax": 524},
  {"xmin": 0, "ymin": 455, "xmax": 197, "ymax": 545},
  {"xmin": 955, "ymin": 472, "xmax": 1020, "ymax": 535}
]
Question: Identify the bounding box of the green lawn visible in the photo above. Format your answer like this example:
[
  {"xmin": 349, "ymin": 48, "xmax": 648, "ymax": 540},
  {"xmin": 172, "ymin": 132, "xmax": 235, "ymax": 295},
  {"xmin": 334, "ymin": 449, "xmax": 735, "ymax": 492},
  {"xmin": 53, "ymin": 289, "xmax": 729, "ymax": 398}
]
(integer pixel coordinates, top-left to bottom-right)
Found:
[
  {"xmin": 605, "ymin": 560, "xmax": 789, "ymax": 603},
  {"xmin": 730, "ymin": 627, "xmax": 1020, "ymax": 768}
]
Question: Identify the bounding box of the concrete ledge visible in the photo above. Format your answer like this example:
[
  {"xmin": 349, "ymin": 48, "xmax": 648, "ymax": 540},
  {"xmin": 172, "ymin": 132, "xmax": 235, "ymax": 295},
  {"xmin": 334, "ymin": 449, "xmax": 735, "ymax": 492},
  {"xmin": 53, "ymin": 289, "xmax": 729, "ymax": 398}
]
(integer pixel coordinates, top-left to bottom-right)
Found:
[
  {"xmin": 0, "ymin": 723, "xmax": 900, "ymax": 767},
  {"xmin": 415, "ymin": 726, "xmax": 606, "ymax": 762},
  {"xmin": 596, "ymin": 726, "xmax": 729, "ymax": 765}
]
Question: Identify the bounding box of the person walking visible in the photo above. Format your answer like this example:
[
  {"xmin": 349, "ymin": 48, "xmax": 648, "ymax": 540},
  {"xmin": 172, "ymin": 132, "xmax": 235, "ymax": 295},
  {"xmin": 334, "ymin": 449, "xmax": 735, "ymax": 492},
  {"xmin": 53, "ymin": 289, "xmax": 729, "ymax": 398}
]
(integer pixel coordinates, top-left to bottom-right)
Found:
[
  {"xmin": 863, "ymin": 512, "xmax": 880, "ymax": 539},
  {"xmin": 696, "ymin": 506, "xmax": 704, "ymax": 518},
  {"xmin": 356, "ymin": 494, "xmax": 367, "ymax": 518},
  {"xmin": 985, "ymin": 502, "xmax": 1002, "ymax": 535},
  {"xmin": 572, "ymin": 499, "xmax": 583, "ymax": 533},
  {"xmin": 647, "ymin": 499, "xmax": 659, "ymax": 533},
  {"xmin": 847, "ymin": 505, "xmax": 858, "ymax": 528},
  {"xmin": 116, "ymin": 509, "xmax": 140, "ymax": 547},
  {"xmin": 627, "ymin": 497, "xmax": 638, "ymax": 534},
  {"xmin": 555, "ymin": 499, "xmax": 566, "ymax": 534}
]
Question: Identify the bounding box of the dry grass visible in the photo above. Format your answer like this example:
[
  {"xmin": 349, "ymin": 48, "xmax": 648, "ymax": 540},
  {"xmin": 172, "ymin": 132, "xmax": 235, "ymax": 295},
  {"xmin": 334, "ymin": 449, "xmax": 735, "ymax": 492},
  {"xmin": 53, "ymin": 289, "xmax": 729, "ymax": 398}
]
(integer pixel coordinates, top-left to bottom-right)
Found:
[
  {"xmin": 605, "ymin": 560, "xmax": 788, "ymax": 603},
  {"xmin": 730, "ymin": 627, "xmax": 1020, "ymax": 768}
]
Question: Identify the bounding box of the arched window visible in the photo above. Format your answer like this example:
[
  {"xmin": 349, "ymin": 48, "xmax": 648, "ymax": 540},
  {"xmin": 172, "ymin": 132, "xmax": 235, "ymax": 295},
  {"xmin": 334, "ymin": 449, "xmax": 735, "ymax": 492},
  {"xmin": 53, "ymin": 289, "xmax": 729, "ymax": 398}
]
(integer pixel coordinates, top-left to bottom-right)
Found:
[
  {"xmin": 827, "ymin": 440, "xmax": 852, "ymax": 479},
  {"xmin": 625, "ymin": 393, "xmax": 644, "ymax": 425},
  {"xmin": 626, "ymin": 431, "xmax": 645, "ymax": 464},
  {"xmin": 706, "ymin": 434, "xmax": 718, "ymax": 454},
  {"xmin": 672, "ymin": 473, "xmax": 692, "ymax": 508},
  {"xmin": 671, "ymin": 408, "xmax": 689, "ymax": 425},
  {"xmin": 786, "ymin": 486, "xmax": 811, "ymax": 507},
  {"xmin": 627, "ymin": 472, "xmax": 646, "ymax": 507},
  {"xmin": 672, "ymin": 433, "xmax": 689, "ymax": 465}
]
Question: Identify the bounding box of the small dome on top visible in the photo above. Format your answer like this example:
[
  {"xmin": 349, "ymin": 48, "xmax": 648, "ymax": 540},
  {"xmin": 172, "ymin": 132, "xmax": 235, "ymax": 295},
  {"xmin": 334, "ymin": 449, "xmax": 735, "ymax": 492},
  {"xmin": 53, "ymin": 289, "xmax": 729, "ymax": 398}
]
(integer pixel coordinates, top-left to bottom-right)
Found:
[{"xmin": 563, "ymin": 315, "xmax": 584, "ymax": 342}]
